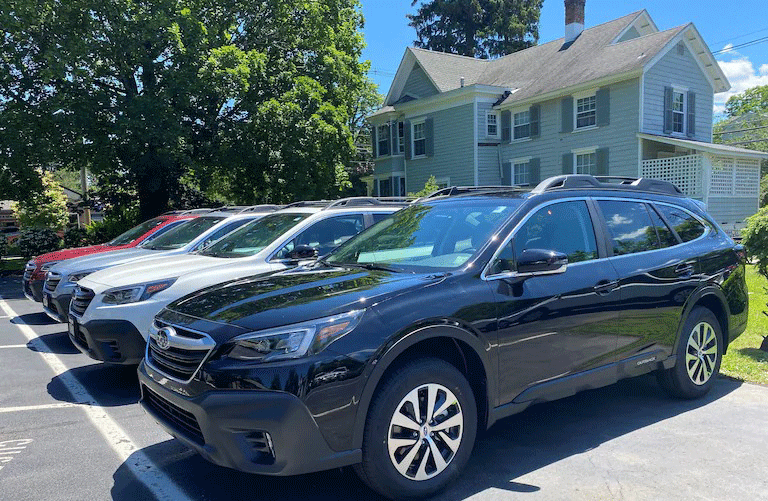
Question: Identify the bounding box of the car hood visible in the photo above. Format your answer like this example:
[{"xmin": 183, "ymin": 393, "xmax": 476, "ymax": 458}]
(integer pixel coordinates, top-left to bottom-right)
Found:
[
  {"xmin": 165, "ymin": 265, "xmax": 445, "ymax": 335},
  {"xmin": 35, "ymin": 244, "xmax": 114, "ymax": 265},
  {"xmin": 50, "ymin": 248, "xmax": 158, "ymax": 275}
]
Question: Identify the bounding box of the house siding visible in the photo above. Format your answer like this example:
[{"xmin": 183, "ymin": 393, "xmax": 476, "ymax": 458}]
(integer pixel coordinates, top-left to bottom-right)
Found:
[
  {"xmin": 706, "ymin": 197, "xmax": 758, "ymax": 228},
  {"xmin": 643, "ymin": 43, "xmax": 714, "ymax": 141},
  {"xmin": 500, "ymin": 78, "xmax": 640, "ymax": 179},
  {"xmin": 401, "ymin": 66, "xmax": 438, "ymax": 100},
  {"xmin": 478, "ymin": 146, "xmax": 502, "ymax": 185},
  {"xmin": 373, "ymin": 155, "xmax": 405, "ymax": 176},
  {"xmin": 406, "ymin": 103, "xmax": 475, "ymax": 192},
  {"xmin": 477, "ymin": 100, "xmax": 502, "ymax": 141}
]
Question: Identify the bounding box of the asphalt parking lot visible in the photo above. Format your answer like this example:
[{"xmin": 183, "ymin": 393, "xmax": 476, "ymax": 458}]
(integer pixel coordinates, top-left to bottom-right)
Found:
[{"xmin": 1, "ymin": 275, "xmax": 768, "ymax": 501}]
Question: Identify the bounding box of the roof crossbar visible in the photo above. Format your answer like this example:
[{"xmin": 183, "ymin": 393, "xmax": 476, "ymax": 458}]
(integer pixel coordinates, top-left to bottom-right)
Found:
[{"xmin": 531, "ymin": 175, "xmax": 683, "ymax": 196}]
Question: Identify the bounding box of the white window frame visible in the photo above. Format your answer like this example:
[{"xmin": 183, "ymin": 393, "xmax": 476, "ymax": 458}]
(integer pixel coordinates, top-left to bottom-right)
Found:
[
  {"xmin": 512, "ymin": 109, "xmax": 531, "ymax": 140},
  {"xmin": 397, "ymin": 121, "xmax": 405, "ymax": 154},
  {"xmin": 411, "ymin": 119, "xmax": 426, "ymax": 158},
  {"xmin": 486, "ymin": 111, "xmax": 499, "ymax": 138},
  {"xmin": 671, "ymin": 87, "xmax": 687, "ymax": 136},
  {"xmin": 512, "ymin": 156, "xmax": 532, "ymax": 186},
  {"xmin": 376, "ymin": 122, "xmax": 392, "ymax": 158},
  {"xmin": 574, "ymin": 90, "xmax": 597, "ymax": 130},
  {"xmin": 573, "ymin": 146, "xmax": 598, "ymax": 175}
]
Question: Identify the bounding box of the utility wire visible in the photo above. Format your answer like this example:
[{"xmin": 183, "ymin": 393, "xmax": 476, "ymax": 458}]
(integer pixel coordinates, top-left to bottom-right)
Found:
[
  {"xmin": 713, "ymin": 35, "xmax": 768, "ymax": 54},
  {"xmin": 714, "ymin": 125, "xmax": 768, "ymax": 135},
  {"xmin": 713, "ymin": 26, "xmax": 768, "ymax": 46}
]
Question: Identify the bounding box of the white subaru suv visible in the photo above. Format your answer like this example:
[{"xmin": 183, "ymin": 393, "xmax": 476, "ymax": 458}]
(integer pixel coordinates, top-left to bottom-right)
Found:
[
  {"xmin": 43, "ymin": 207, "xmax": 277, "ymax": 323},
  {"xmin": 68, "ymin": 199, "xmax": 408, "ymax": 364}
]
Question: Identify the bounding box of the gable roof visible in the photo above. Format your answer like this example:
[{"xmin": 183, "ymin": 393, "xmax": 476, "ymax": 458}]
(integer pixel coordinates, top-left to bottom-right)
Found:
[{"xmin": 382, "ymin": 10, "xmax": 729, "ymax": 110}]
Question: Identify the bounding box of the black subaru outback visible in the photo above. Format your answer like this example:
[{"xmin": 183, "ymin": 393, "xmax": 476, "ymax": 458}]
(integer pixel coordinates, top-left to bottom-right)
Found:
[{"xmin": 138, "ymin": 175, "xmax": 747, "ymax": 500}]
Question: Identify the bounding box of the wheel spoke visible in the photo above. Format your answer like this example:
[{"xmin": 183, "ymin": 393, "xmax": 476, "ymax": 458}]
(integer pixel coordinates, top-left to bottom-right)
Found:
[
  {"xmin": 389, "ymin": 437, "xmax": 418, "ymax": 450},
  {"xmin": 702, "ymin": 344, "xmax": 718, "ymax": 355},
  {"xmin": 394, "ymin": 439, "xmax": 422, "ymax": 477},
  {"xmin": 427, "ymin": 437, "xmax": 447, "ymax": 472},
  {"xmin": 688, "ymin": 333, "xmax": 700, "ymax": 351},
  {"xmin": 405, "ymin": 391, "xmax": 422, "ymax": 425},
  {"xmin": 426, "ymin": 385, "xmax": 438, "ymax": 423},
  {"xmin": 414, "ymin": 445, "xmax": 431, "ymax": 481},
  {"xmin": 391, "ymin": 411, "xmax": 420, "ymax": 432},
  {"xmin": 438, "ymin": 431, "xmax": 461, "ymax": 453},
  {"xmin": 433, "ymin": 413, "xmax": 462, "ymax": 432}
]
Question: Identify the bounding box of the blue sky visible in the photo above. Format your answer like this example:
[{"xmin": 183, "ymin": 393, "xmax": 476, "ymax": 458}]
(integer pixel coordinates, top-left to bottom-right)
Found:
[{"xmin": 360, "ymin": 0, "xmax": 768, "ymax": 118}]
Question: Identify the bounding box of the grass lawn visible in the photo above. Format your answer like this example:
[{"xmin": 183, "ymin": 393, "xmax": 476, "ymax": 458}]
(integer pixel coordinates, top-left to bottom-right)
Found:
[{"xmin": 721, "ymin": 265, "xmax": 768, "ymax": 385}]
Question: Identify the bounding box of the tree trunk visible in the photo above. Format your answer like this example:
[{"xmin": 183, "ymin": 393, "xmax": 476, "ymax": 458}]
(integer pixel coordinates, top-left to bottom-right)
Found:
[{"xmin": 136, "ymin": 147, "xmax": 171, "ymax": 221}]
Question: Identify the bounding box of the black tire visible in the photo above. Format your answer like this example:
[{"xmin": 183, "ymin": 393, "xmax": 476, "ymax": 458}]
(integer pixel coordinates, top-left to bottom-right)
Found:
[
  {"xmin": 657, "ymin": 306, "xmax": 723, "ymax": 399},
  {"xmin": 354, "ymin": 358, "xmax": 477, "ymax": 500}
]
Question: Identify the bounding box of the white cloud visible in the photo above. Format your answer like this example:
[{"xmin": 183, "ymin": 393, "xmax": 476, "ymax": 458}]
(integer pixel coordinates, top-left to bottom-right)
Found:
[{"xmin": 715, "ymin": 51, "xmax": 768, "ymax": 115}]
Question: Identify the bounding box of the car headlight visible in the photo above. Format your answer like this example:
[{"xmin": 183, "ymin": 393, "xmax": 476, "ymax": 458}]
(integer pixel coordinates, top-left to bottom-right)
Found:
[
  {"xmin": 40, "ymin": 261, "xmax": 59, "ymax": 272},
  {"xmin": 102, "ymin": 279, "xmax": 177, "ymax": 305},
  {"xmin": 226, "ymin": 310, "xmax": 365, "ymax": 362},
  {"xmin": 69, "ymin": 271, "xmax": 95, "ymax": 282}
]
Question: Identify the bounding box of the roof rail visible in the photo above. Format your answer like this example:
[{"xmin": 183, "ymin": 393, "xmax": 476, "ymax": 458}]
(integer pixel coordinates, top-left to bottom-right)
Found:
[
  {"xmin": 161, "ymin": 208, "xmax": 217, "ymax": 215},
  {"xmin": 417, "ymin": 185, "xmax": 525, "ymax": 202},
  {"xmin": 284, "ymin": 197, "xmax": 412, "ymax": 210},
  {"xmin": 531, "ymin": 175, "xmax": 683, "ymax": 196},
  {"xmin": 239, "ymin": 204, "xmax": 283, "ymax": 213}
]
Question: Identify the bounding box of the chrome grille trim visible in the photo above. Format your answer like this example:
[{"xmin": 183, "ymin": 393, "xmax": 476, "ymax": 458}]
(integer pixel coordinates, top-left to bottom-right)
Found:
[
  {"xmin": 70, "ymin": 286, "xmax": 95, "ymax": 317},
  {"xmin": 145, "ymin": 320, "xmax": 215, "ymax": 384},
  {"xmin": 44, "ymin": 272, "xmax": 62, "ymax": 293}
]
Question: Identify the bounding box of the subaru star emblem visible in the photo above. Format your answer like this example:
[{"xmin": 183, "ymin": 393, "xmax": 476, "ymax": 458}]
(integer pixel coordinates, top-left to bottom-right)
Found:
[{"xmin": 156, "ymin": 327, "xmax": 174, "ymax": 350}]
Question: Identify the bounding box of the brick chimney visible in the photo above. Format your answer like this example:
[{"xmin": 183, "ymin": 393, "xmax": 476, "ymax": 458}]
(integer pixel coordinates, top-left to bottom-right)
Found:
[{"xmin": 564, "ymin": 0, "xmax": 585, "ymax": 44}]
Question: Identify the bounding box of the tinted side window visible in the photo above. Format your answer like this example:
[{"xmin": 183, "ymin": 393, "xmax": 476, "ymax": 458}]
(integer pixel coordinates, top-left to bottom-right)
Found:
[
  {"xmin": 372, "ymin": 213, "xmax": 391, "ymax": 224},
  {"xmin": 598, "ymin": 200, "xmax": 660, "ymax": 255},
  {"xmin": 276, "ymin": 214, "xmax": 365, "ymax": 258},
  {"xmin": 193, "ymin": 219, "xmax": 252, "ymax": 251},
  {"xmin": 648, "ymin": 206, "xmax": 678, "ymax": 248},
  {"xmin": 654, "ymin": 204, "xmax": 706, "ymax": 242},
  {"xmin": 514, "ymin": 200, "xmax": 598, "ymax": 264}
]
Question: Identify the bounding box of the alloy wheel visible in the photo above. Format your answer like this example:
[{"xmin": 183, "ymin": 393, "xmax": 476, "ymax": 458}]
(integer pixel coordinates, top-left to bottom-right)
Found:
[
  {"xmin": 685, "ymin": 321, "xmax": 718, "ymax": 386},
  {"xmin": 387, "ymin": 383, "xmax": 463, "ymax": 481}
]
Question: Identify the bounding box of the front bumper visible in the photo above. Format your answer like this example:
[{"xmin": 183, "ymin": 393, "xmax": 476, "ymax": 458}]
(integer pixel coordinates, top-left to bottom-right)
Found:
[
  {"xmin": 138, "ymin": 361, "xmax": 361, "ymax": 476},
  {"xmin": 23, "ymin": 278, "xmax": 43, "ymax": 302},
  {"xmin": 43, "ymin": 292, "xmax": 71, "ymax": 323},
  {"xmin": 68, "ymin": 317, "xmax": 146, "ymax": 364}
]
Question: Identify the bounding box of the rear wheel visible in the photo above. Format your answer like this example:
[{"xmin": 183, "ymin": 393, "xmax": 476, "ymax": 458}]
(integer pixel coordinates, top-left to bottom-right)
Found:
[
  {"xmin": 658, "ymin": 306, "xmax": 722, "ymax": 399},
  {"xmin": 355, "ymin": 358, "xmax": 477, "ymax": 500}
]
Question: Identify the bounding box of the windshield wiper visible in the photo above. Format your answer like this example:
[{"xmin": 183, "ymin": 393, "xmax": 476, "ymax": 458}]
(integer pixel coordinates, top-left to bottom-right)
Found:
[{"xmin": 342, "ymin": 262, "xmax": 399, "ymax": 273}]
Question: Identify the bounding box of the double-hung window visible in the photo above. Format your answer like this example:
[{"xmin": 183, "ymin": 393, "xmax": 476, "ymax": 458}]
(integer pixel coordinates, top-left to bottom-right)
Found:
[
  {"xmin": 513, "ymin": 161, "xmax": 530, "ymax": 185},
  {"xmin": 513, "ymin": 111, "xmax": 530, "ymax": 140},
  {"xmin": 412, "ymin": 121, "xmax": 426, "ymax": 157},
  {"xmin": 575, "ymin": 151, "xmax": 596, "ymax": 174},
  {"xmin": 672, "ymin": 91, "xmax": 685, "ymax": 134},
  {"xmin": 377, "ymin": 124, "xmax": 390, "ymax": 157},
  {"xmin": 575, "ymin": 95, "xmax": 596, "ymax": 129},
  {"xmin": 487, "ymin": 112, "xmax": 499, "ymax": 137},
  {"xmin": 397, "ymin": 121, "xmax": 405, "ymax": 153}
]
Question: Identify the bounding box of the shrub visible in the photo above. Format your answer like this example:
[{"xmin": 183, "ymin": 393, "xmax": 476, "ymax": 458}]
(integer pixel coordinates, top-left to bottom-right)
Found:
[
  {"xmin": 409, "ymin": 175, "xmax": 441, "ymax": 197},
  {"xmin": 16, "ymin": 228, "xmax": 62, "ymax": 259},
  {"xmin": 743, "ymin": 206, "xmax": 768, "ymax": 278},
  {"xmin": 0, "ymin": 235, "xmax": 7, "ymax": 259},
  {"xmin": 63, "ymin": 226, "xmax": 90, "ymax": 248},
  {"xmin": 86, "ymin": 209, "xmax": 138, "ymax": 244},
  {"xmin": 12, "ymin": 170, "xmax": 69, "ymax": 231}
]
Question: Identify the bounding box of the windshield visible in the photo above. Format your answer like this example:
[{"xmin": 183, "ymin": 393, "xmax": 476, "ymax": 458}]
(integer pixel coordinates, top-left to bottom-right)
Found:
[
  {"xmin": 198, "ymin": 212, "xmax": 311, "ymax": 258},
  {"xmin": 326, "ymin": 201, "xmax": 521, "ymax": 271},
  {"xmin": 108, "ymin": 217, "xmax": 165, "ymax": 246},
  {"xmin": 140, "ymin": 216, "xmax": 224, "ymax": 250}
]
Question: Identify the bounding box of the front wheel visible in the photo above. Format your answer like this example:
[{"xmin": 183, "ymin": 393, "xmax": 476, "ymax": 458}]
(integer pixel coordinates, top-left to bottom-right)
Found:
[
  {"xmin": 658, "ymin": 306, "xmax": 723, "ymax": 399},
  {"xmin": 355, "ymin": 358, "xmax": 477, "ymax": 500}
]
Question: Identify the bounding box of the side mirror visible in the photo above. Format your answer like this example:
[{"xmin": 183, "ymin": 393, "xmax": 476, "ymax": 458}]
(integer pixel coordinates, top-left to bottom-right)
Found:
[
  {"xmin": 517, "ymin": 248, "xmax": 568, "ymax": 275},
  {"xmin": 286, "ymin": 245, "xmax": 318, "ymax": 261}
]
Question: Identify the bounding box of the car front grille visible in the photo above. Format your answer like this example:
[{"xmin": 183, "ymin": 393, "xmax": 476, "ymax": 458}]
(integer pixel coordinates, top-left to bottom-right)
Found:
[
  {"xmin": 23, "ymin": 261, "xmax": 35, "ymax": 281},
  {"xmin": 44, "ymin": 273, "xmax": 61, "ymax": 293},
  {"xmin": 70, "ymin": 286, "xmax": 95, "ymax": 316},
  {"xmin": 142, "ymin": 385, "xmax": 204, "ymax": 445},
  {"xmin": 146, "ymin": 321, "xmax": 215, "ymax": 383}
]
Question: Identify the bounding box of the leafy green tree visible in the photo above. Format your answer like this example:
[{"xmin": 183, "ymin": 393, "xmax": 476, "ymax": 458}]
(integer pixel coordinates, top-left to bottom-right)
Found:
[
  {"xmin": 743, "ymin": 206, "xmax": 768, "ymax": 279},
  {"xmin": 725, "ymin": 86, "xmax": 768, "ymax": 117},
  {"xmin": 12, "ymin": 171, "xmax": 69, "ymax": 231},
  {"xmin": 1, "ymin": 0, "xmax": 372, "ymax": 218},
  {"xmin": 410, "ymin": 175, "xmax": 441, "ymax": 197},
  {"xmin": 408, "ymin": 0, "xmax": 543, "ymax": 58}
]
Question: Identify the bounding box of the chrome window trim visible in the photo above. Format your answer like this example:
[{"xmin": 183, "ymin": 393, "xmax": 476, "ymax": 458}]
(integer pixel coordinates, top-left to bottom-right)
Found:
[{"xmin": 481, "ymin": 197, "xmax": 592, "ymax": 281}]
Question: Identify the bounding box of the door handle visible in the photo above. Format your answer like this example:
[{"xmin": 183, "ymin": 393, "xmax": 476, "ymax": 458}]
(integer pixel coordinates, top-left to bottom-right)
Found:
[
  {"xmin": 593, "ymin": 280, "xmax": 618, "ymax": 295},
  {"xmin": 675, "ymin": 262, "xmax": 695, "ymax": 277}
]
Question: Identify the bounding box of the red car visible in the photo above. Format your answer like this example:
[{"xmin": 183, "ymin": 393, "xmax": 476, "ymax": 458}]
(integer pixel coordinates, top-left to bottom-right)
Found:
[{"xmin": 22, "ymin": 211, "xmax": 203, "ymax": 302}]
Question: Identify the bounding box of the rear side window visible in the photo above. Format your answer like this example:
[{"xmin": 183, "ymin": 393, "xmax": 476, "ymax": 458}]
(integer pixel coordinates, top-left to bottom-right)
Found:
[
  {"xmin": 648, "ymin": 206, "xmax": 678, "ymax": 248},
  {"xmin": 654, "ymin": 204, "xmax": 706, "ymax": 242},
  {"xmin": 598, "ymin": 200, "xmax": 660, "ymax": 255},
  {"xmin": 275, "ymin": 214, "xmax": 365, "ymax": 259},
  {"xmin": 514, "ymin": 200, "xmax": 598, "ymax": 264}
]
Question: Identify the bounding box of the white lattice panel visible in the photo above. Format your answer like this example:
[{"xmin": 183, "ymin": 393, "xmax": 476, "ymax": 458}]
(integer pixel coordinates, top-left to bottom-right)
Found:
[
  {"xmin": 735, "ymin": 158, "xmax": 760, "ymax": 196},
  {"xmin": 641, "ymin": 154, "xmax": 702, "ymax": 197},
  {"xmin": 710, "ymin": 157, "xmax": 734, "ymax": 196}
]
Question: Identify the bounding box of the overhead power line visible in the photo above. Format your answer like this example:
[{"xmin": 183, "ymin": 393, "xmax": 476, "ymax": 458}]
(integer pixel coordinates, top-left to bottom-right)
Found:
[
  {"xmin": 713, "ymin": 35, "xmax": 768, "ymax": 54},
  {"xmin": 714, "ymin": 125, "xmax": 768, "ymax": 135},
  {"xmin": 713, "ymin": 26, "xmax": 768, "ymax": 46}
]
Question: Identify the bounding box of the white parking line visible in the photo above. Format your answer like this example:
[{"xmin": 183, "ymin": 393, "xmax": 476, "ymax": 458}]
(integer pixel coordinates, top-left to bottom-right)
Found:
[
  {"xmin": 0, "ymin": 403, "xmax": 78, "ymax": 414},
  {"xmin": 0, "ymin": 344, "xmax": 28, "ymax": 349},
  {"xmin": 0, "ymin": 297, "xmax": 193, "ymax": 501}
]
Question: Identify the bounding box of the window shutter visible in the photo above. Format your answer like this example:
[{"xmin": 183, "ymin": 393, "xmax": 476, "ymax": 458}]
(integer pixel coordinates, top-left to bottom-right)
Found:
[
  {"xmin": 687, "ymin": 91, "xmax": 696, "ymax": 138},
  {"xmin": 371, "ymin": 126, "xmax": 377, "ymax": 158},
  {"xmin": 501, "ymin": 110, "xmax": 511, "ymax": 142},
  {"xmin": 502, "ymin": 161, "xmax": 512, "ymax": 186},
  {"xmin": 404, "ymin": 121, "xmax": 412, "ymax": 160},
  {"xmin": 529, "ymin": 157, "xmax": 541, "ymax": 185},
  {"xmin": 663, "ymin": 86, "xmax": 673, "ymax": 134},
  {"xmin": 389, "ymin": 121, "xmax": 397, "ymax": 155},
  {"xmin": 596, "ymin": 148, "xmax": 609, "ymax": 176},
  {"xmin": 425, "ymin": 118, "xmax": 434, "ymax": 157},
  {"xmin": 562, "ymin": 153, "xmax": 573, "ymax": 174},
  {"xmin": 561, "ymin": 97, "xmax": 573, "ymax": 133},
  {"xmin": 596, "ymin": 88, "xmax": 610, "ymax": 127},
  {"xmin": 529, "ymin": 105, "xmax": 540, "ymax": 137}
]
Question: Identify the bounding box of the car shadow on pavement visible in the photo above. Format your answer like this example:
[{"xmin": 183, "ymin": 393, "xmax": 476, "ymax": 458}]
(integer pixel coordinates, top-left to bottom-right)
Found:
[
  {"xmin": 27, "ymin": 332, "xmax": 81, "ymax": 355},
  {"xmin": 11, "ymin": 312, "xmax": 59, "ymax": 326},
  {"xmin": 110, "ymin": 375, "xmax": 741, "ymax": 501},
  {"xmin": 47, "ymin": 363, "xmax": 141, "ymax": 407}
]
